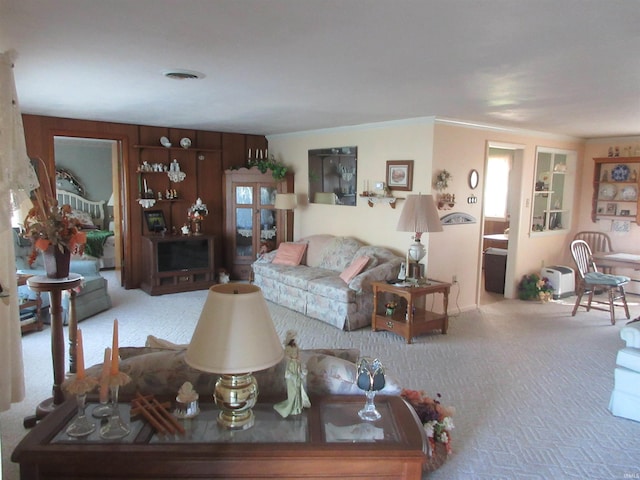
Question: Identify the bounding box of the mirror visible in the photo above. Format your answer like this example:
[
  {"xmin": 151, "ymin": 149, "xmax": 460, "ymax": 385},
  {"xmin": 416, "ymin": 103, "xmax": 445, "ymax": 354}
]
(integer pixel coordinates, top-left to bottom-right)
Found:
[
  {"xmin": 308, "ymin": 146, "xmax": 357, "ymax": 206},
  {"xmin": 469, "ymin": 169, "xmax": 479, "ymax": 190}
]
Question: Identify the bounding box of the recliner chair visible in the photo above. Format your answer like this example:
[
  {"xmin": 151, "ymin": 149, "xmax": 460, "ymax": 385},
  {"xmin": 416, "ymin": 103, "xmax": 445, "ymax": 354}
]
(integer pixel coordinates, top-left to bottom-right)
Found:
[{"xmin": 13, "ymin": 228, "xmax": 112, "ymax": 324}]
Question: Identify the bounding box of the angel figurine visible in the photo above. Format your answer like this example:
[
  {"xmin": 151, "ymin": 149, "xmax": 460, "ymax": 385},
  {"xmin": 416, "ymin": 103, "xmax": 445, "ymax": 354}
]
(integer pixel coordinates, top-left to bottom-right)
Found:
[{"xmin": 274, "ymin": 330, "xmax": 310, "ymax": 417}]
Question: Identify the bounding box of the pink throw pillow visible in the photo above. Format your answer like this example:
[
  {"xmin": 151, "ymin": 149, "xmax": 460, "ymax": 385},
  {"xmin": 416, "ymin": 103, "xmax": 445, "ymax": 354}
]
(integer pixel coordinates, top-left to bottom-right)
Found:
[
  {"xmin": 272, "ymin": 242, "xmax": 308, "ymax": 266},
  {"xmin": 339, "ymin": 256, "xmax": 370, "ymax": 283}
]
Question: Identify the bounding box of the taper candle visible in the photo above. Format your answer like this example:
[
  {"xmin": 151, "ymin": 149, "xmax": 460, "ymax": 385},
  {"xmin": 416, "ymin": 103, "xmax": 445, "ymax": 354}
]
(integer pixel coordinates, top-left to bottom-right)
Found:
[
  {"xmin": 99, "ymin": 347, "xmax": 111, "ymax": 403},
  {"xmin": 110, "ymin": 319, "xmax": 119, "ymax": 375},
  {"xmin": 76, "ymin": 329, "xmax": 85, "ymax": 380}
]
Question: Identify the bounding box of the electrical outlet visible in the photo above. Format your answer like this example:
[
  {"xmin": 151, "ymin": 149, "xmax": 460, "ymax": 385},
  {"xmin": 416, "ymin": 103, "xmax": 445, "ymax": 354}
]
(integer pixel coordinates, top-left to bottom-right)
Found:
[{"xmin": 452, "ymin": 274, "xmax": 458, "ymax": 284}]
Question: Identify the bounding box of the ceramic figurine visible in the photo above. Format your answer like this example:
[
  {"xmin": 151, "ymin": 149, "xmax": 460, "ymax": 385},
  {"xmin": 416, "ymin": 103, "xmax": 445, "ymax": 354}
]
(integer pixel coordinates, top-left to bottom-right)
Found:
[{"xmin": 274, "ymin": 331, "xmax": 310, "ymax": 418}]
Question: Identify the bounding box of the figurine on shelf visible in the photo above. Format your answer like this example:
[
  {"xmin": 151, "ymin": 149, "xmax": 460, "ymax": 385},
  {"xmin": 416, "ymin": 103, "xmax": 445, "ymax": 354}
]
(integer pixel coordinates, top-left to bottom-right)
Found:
[
  {"xmin": 274, "ymin": 330, "xmax": 310, "ymax": 418},
  {"xmin": 181, "ymin": 223, "xmax": 191, "ymax": 236}
]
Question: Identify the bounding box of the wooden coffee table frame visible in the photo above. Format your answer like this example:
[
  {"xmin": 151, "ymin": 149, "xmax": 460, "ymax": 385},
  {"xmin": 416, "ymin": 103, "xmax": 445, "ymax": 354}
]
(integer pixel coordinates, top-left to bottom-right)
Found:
[{"xmin": 12, "ymin": 395, "xmax": 427, "ymax": 480}]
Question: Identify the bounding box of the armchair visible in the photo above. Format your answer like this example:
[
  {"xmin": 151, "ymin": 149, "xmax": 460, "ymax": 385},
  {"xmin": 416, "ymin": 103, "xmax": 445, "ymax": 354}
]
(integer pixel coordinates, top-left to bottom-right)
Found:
[{"xmin": 13, "ymin": 228, "xmax": 112, "ymax": 323}]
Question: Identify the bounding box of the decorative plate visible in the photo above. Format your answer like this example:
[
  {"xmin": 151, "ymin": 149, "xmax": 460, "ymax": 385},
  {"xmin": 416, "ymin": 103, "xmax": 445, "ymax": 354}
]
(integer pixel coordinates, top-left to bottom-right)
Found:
[
  {"xmin": 621, "ymin": 185, "xmax": 638, "ymax": 201},
  {"xmin": 159, "ymin": 136, "xmax": 172, "ymax": 148},
  {"xmin": 180, "ymin": 137, "xmax": 192, "ymax": 149},
  {"xmin": 611, "ymin": 164, "xmax": 630, "ymax": 181},
  {"xmin": 599, "ymin": 184, "xmax": 617, "ymax": 200}
]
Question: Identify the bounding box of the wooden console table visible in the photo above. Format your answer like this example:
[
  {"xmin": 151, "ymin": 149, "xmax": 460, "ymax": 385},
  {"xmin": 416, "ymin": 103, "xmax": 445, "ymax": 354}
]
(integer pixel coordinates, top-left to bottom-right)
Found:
[
  {"xmin": 24, "ymin": 274, "xmax": 82, "ymax": 427},
  {"xmin": 372, "ymin": 280, "xmax": 451, "ymax": 344},
  {"xmin": 12, "ymin": 395, "xmax": 427, "ymax": 479}
]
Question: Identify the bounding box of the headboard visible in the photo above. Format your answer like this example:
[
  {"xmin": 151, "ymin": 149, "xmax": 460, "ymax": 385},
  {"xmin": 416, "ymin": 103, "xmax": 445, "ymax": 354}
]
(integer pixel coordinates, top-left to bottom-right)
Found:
[{"xmin": 57, "ymin": 190, "xmax": 106, "ymax": 229}]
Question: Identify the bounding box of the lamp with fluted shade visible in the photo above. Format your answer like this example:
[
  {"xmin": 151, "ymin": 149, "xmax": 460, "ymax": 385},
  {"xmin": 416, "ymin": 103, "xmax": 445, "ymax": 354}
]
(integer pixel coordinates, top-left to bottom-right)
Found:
[
  {"xmin": 274, "ymin": 193, "xmax": 297, "ymax": 242},
  {"xmin": 185, "ymin": 284, "xmax": 284, "ymax": 430},
  {"xmin": 396, "ymin": 194, "xmax": 442, "ymax": 281}
]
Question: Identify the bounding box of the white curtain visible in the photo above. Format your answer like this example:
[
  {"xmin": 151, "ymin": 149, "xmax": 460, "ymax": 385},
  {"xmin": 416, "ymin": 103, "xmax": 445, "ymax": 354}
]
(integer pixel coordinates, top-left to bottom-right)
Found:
[{"xmin": 0, "ymin": 50, "xmax": 40, "ymax": 411}]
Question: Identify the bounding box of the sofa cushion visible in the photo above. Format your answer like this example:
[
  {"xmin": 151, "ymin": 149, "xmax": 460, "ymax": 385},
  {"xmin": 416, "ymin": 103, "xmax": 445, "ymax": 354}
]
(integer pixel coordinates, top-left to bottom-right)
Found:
[
  {"xmin": 273, "ymin": 242, "xmax": 308, "ymax": 266},
  {"xmin": 308, "ymin": 276, "xmax": 357, "ymax": 303},
  {"xmin": 301, "ymin": 234, "xmax": 336, "ymax": 267},
  {"xmin": 317, "ymin": 237, "xmax": 364, "ymax": 272},
  {"xmin": 340, "ymin": 256, "xmax": 373, "ymax": 283}
]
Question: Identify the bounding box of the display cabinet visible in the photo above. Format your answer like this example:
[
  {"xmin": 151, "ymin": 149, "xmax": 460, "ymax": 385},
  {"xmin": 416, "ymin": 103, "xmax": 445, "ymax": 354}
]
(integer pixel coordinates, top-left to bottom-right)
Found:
[
  {"xmin": 140, "ymin": 235, "xmax": 216, "ymax": 295},
  {"xmin": 224, "ymin": 167, "xmax": 294, "ymax": 280},
  {"xmin": 530, "ymin": 147, "xmax": 576, "ymax": 235},
  {"xmin": 592, "ymin": 157, "xmax": 640, "ymax": 224}
]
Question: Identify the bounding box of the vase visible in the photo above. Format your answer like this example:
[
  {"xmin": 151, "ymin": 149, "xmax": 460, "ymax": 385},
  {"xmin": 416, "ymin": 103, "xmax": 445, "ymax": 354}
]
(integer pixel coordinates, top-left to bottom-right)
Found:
[{"xmin": 43, "ymin": 245, "xmax": 71, "ymax": 279}]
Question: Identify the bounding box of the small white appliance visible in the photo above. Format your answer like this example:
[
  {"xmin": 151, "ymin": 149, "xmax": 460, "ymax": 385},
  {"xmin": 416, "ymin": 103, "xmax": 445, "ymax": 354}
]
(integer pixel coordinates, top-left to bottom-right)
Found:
[{"xmin": 541, "ymin": 265, "xmax": 575, "ymax": 299}]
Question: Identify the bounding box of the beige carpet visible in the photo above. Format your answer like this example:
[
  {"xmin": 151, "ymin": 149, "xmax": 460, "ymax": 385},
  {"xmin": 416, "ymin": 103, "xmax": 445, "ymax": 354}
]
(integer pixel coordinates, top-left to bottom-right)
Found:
[{"xmin": 2, "ymin": 271, "xmax": 640, "ymax": 479}]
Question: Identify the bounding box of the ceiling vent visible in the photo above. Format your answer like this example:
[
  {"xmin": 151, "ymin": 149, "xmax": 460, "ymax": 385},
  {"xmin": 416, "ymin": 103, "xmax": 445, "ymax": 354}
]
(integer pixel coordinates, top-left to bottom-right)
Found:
[{"xmin": 163, "ymin": 70, "xmax": 205, "ymax": 80}]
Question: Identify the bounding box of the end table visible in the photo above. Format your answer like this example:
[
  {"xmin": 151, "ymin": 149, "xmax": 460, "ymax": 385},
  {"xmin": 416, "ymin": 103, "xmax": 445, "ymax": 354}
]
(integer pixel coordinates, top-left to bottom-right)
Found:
[{"xmin": 372, "ymin": 280, "xmax": 451, "ymax": 344}]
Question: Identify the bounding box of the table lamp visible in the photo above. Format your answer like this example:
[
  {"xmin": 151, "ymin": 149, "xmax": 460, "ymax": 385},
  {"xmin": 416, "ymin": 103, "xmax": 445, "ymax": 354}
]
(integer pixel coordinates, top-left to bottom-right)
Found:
[
  {"xmin": 185, "ymin": 284, "xmax": 284, "ymax": 430},
  {"xmin": 274, "ymin": 193, "xmax": 297, "ymax": 242},
  {"xmin": 396, "ymin": 194, "xmax": 442, "ymax": 281}
]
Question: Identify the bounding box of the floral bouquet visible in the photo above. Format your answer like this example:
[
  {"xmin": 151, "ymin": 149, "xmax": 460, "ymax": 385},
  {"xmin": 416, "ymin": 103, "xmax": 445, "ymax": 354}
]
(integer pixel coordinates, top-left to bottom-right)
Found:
[
  {"xmin": 401, "ymin": 389, "xmax": 455, "ymax": 456},
  {"xmin": 517, "ymin": 273, "xmax": 554, "ymax": 301},
  {"xmin": 188, "ymin": 197, "xmax": 208, "ymax": 220},
  {"xmin": 23, "ymin": 162, "xmax": 86, "ymax": 266}
]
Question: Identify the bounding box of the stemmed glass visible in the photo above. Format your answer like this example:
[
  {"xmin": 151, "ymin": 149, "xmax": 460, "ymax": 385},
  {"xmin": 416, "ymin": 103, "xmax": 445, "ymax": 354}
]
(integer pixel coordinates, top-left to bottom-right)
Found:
[
  {"xmin": 356, "ymin": 357, "xmax": 385, "ymax": 421},
  {"xmin": 99, "ymin": 384, "xmax": 131, "ymax": 440},
  {"xmin": 66, "ymin": 393, "xmax": 96, "ymax": 437}
]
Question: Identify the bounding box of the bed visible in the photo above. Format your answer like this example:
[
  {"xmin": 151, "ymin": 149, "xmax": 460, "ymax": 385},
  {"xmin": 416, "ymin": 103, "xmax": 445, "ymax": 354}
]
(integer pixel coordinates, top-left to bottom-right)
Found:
[{"xmin": 57, "ymin": 190, "xmax": 116, "ymax": 269}]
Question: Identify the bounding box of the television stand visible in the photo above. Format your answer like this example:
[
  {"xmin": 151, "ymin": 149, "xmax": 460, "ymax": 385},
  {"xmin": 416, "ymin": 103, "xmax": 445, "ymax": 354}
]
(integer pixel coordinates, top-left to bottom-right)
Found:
[{"xmin": 140, "ymin": 235, "xmax": 216, "ymax": 295}]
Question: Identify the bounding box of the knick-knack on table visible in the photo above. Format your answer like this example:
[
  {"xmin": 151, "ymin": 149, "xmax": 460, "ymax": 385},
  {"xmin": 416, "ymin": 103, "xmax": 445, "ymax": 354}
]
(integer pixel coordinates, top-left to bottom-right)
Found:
[{"xmin": 274, "ymin": 330, "xmax": 310, "ymax": 418}]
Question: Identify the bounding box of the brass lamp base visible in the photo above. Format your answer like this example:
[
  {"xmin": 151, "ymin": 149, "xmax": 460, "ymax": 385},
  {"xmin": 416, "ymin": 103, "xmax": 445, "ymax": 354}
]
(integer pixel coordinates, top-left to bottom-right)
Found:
[{"xmin": 214, "ymin": 373, "xmax": 258, "ymax": 430}]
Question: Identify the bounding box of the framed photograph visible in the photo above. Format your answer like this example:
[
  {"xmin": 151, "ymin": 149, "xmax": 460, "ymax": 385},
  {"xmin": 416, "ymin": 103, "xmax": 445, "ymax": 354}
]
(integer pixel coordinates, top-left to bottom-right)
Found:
[
  {"xmin": 606, "ymin": 203, "xmax": 617, "ymax": 215},
  {"xmin": 144, "ymin": 210, "xmax": 167, "ymax": 232},
  {"xmin": 620, "ymin": 209, "xmax": 630, "ymax": 216},
  {"xmin": 386, "ymin": 160, "xmax": 414, "ymax": 191}
]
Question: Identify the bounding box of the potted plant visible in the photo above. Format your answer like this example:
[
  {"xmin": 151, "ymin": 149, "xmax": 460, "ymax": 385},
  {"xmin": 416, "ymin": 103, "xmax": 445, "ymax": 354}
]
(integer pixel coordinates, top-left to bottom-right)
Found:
[{"xmin": 517, "ymin": 273, "xmax": 554, "ymax": 302}]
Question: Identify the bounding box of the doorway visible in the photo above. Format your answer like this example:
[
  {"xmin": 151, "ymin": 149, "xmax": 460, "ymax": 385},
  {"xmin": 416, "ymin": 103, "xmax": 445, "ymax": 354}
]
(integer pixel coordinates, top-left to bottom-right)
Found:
[
  {"xmin": 53, "ymin": 136, "xmax": 123, "ymax": 282},
  {"xmin": 479, "ymin": 143, "xmax": 525, "ymax": 305}
]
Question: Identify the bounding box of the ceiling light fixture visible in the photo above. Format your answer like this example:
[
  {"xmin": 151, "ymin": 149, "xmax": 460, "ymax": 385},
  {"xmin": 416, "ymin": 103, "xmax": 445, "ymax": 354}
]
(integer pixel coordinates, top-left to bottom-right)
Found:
[{"xmin": 163, "ymin": 69, "xmax": 205, "ymax": 80}]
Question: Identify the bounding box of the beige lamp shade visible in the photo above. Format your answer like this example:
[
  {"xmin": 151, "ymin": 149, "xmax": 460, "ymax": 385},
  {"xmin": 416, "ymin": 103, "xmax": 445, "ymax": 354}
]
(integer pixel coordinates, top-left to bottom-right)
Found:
[
  {"xmin": 274, "ymin": 193, "xmax": 297, "ymax": 210},
  {"xmin": 396, "ymin": 194, "xmax": 443, "ymax": 234},
  {"xmin": 185, "ymin": 284, "xmax": 284, "ymax": 374}
]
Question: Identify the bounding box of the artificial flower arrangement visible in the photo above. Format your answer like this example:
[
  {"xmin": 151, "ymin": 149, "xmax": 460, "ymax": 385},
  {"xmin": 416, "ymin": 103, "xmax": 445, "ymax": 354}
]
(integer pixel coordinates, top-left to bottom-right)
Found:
[
  {"xmin": 188, "ymin": 197, "xmax": 209, "ymax": 220},
  {"xmin": 401, "ymin": 389, "xmax": 455, "ymax": 455},
  {"xmin": 435, "ymin": 170, "xmax": 452, "ymax": 191},
  {"xmin": 23, "ymin": 166, "xmax": 86, "ymax": 266},
  {"xmin": 517, "ymin": 273, "xmax": 554, "ymax": 301}
]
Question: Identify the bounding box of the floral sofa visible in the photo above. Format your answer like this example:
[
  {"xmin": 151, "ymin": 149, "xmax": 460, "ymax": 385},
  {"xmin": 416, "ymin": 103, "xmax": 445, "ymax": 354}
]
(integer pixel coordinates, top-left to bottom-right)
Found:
[
  {"xmin": 81, "ymin": 336, "xmax": 401, "ymax": 401},
  {"xmin": 252, "ymin": 235, "xmax": 403, "ymax": 330}
]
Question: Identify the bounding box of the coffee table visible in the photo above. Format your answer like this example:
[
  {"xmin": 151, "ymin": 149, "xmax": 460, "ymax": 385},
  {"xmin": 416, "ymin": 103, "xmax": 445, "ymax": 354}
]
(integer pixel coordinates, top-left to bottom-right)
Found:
[{"xmin": 12, "ymin": 395, "xmax": 427, "ymax": 479}]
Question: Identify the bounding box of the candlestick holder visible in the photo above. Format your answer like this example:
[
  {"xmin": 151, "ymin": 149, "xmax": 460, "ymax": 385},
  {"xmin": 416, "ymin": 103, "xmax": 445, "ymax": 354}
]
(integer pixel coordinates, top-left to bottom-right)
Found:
[
  {"xmin": 99, "ymin": 382, "xmax": 131, "ymax": 440},
  {"xmin": 66, "ymin": 393, "xmax": 96, "ymax": 437},
  {"xmin": 92, "ymin": 399, "xmax": 111, "ymax": 418}
]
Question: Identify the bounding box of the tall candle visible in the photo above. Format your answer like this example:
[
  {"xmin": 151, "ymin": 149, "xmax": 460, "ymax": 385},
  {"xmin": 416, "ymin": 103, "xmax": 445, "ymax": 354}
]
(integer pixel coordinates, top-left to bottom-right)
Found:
[
  {"xmin": 143, "ymin": 178, "xmax": 148, "ymax": 193},
  {"xmin": 76, "ymin": 329, "xmax": 85, "ymax": 380},
  {"xmin": 110, "ymin": 319, "xmax": 119, "ymax": 376},
  {"xmin": 99, "ymin": 347, "xmax": 111, "ymax": 403},
  {"xmin": 248, "ymin": 148, "xmax": 251, "ymax": 159}
]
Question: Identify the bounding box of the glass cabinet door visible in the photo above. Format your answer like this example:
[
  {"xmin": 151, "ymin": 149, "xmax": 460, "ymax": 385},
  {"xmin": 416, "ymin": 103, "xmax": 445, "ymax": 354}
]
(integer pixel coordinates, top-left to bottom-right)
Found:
[
  {"xmin": 259, "ymin": 186, "xmax": 278, "ymax": 251},
  {"xmin": 235, "ymin": 186, "xmax": 254, "ymax": 258}
]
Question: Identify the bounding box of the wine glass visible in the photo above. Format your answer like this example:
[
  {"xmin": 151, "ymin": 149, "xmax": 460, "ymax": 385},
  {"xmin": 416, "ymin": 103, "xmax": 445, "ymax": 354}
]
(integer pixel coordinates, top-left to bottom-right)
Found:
[{"xmin": 356, "ymin": 357, "xmax": 385, "ymax": 421}]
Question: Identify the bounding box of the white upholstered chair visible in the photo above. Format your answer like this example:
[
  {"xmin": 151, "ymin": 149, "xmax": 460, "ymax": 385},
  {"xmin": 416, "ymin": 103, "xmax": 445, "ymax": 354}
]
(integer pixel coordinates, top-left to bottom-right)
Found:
[
  {"xmin": 609, "ymin": 324, "xmax": 640, "ymax": 422},
  {"xmin": 570, "ymin": 239, "xmax": 630, "ymax": 325}
]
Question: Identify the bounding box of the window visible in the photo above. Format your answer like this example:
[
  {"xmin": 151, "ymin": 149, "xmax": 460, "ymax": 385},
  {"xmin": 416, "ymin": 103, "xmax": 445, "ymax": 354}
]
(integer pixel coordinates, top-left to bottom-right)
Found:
[{"xmin": 484, "ymin": 150, "xmax": 512, "ymax": 219}]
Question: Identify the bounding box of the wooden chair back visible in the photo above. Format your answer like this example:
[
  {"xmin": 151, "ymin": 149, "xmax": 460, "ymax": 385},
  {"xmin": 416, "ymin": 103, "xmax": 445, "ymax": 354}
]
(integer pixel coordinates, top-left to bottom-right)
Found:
[
  {"xmin": 570, "ymin": 239, "xmax": 598, "ymax": 280},
  {"xmin": 573, "ymin": 231, "xmax": 613, "ymax": 254}
]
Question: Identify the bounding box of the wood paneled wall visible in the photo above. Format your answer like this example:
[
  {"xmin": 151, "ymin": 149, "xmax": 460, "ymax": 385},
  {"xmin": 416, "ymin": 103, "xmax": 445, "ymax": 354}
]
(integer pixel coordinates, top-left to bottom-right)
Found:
[{"xmin": 22, "ymin": 114, "xmax": 267, "ymax": 290}]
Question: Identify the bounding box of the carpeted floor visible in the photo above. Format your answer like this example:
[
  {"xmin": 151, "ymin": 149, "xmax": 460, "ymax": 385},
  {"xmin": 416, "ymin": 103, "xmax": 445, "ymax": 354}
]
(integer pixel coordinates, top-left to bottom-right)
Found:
[{"xmin": 2, "ymin": 271, "xmax": 640, "ymax": 479}]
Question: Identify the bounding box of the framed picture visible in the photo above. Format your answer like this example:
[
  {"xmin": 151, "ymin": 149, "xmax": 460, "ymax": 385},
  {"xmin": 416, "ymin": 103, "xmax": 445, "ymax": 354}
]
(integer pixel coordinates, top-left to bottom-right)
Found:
[
  {"xmin": 606, "ymin": 203, "xmax": 617, "ymax": 215},
  {"xmin": 620, "ymin": 209, "xmax": 630, "ymax": 216},
  {"xmin": 386, "ymin": 160, "xmax": 414, "ymax": 191},
  {"xmin": 144, "ymin": 210, "xmax": 167, "ymax": 232}
]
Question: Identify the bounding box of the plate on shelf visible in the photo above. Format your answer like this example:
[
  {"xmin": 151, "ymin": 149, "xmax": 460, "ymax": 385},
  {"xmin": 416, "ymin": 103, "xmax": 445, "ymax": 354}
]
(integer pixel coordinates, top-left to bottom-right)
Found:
[
  {"xmin": 160, "ymin": 136, "xmax": 172, "ymax": 148},
  {"xmin": 180, "ymin": 137, "xmax": 191, "ymax": 149},
  {"xmin": 611, "ymin": 164, "xmax": 630, "ymax": 181},
  {"xmin": 621, "ymin": 185, "xmax": 638, "ymax": 201},
  {"xmin": 599, "ymin": 184, "xmax": 617, "ymax": 200}
]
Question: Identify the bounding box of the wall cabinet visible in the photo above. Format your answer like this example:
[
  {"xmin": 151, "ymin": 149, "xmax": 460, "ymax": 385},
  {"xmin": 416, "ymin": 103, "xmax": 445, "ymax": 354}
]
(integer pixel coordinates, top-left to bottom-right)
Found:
[
  {"xmin": 530, "ymin": 147, "xmax": 576, "ymax": 235},
  {"xmin": 592, "ymin": 157, "xmax": 640, "ymax": 224},
  {"xmin": 224, "ymin": 167, "xmax": 294, "ymax": 280},
  {"xmin": 140, "ymin": 235, "xmax": 216, "ymax": 295}
]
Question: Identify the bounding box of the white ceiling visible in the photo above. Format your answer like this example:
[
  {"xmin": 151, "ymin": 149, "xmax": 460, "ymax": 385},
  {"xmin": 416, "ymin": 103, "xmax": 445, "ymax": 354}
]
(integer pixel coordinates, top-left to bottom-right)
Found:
[{"xmin": 2, "ymin": 0, "xmax": 639, "ymax": 139}]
